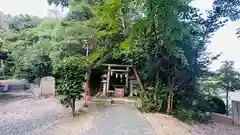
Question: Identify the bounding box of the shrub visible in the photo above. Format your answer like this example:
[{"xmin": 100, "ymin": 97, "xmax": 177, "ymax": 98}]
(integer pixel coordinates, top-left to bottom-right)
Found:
[
  {"xmin": 139, "ymin": 86, "xmax": 167, "ymax": 112},
  {"xmin": 172, "ymin": 106, "xmax": 213, "ymax": 123},
  {"xmin": 171, "ymin": 107, "xmax": 195, "ymax": 121},
  {"xmin": 172, "ymin": 94, "xmax": 213, "ymax": 123},
  {"xmin": 207, "ymin": 96, "xmax": 226, "ymax": 114},
  {"xmin": 194, "ymin": 95, "xmax": 211, "ymax": 113},
  {"xmin": 194, "ymin": 111, "xmax": 213, "ymax": 124},
  {"xmin": 55, "ymin": 56, "xmax": 87, "ymax": 116}
]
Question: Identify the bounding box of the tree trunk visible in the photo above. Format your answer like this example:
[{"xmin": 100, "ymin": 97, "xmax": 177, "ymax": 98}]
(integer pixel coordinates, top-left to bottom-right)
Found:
[
  {"xmin": 166, "ymin": 76, "xmax": 174, "ymax": 114},
  {"xmin": 84, "ymin": 68, "xmax": 92, "ymax": 108},
  {"xmin": 133, "ymin": 67, "xmax": 146, "ymax": 98},
  {"xmin": 155, "ymin": 70, "xmax": 160, "ymax": 88},
  {"xmin": 226, "ymin": 89, "xmax": 229, "ymax": 116},
  {"xmin": 170, "ymin": 91, "xmax": 174, "ymax": 112},
  {"xmin": 71, "ymin": 98, "xmax": 76, "ymax": 117},
  {"xmin": 167, "ymin": 91, "xmax": 173, "ymax": 114}
]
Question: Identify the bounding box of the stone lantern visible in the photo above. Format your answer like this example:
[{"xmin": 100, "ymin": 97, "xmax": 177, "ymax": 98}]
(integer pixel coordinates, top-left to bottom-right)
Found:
[{"xmin": 101, "ymin": 74, "xmax": 108, "ymax": 96}]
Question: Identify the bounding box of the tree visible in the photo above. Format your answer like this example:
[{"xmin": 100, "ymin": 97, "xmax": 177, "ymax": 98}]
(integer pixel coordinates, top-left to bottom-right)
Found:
[
  {"xmin": 218, "ymin": 61, "xmax": 240, "ymax": 115},
  {"xmin": 0, "ymin": 15, "xmax": 53, "ymax": 81},
  {"xmin": 6, "ymin": 0, "xmax": 234, "ymax": 120},
  {"xmin": 116, "ymin": 0, "xmax": 223, "ymax": 114},
  {"xmin": 200, "ymin": 77, "xmax": 221, "ymax": 96},
  {"xmin": 0, "ymin": 11, "xmax": 11, "ymax": 31},
  {"xmin": 55, "ymin": 57, "xmax": 87, "ymax": 116},
  {"xmin": 212, "ymin": 0, "xmax": 240, "ymax": 38},
  {"xmin": 49, "ymin": 0, "xmax": 236, "ymax": 116},
  {"xmin": 8, "ymin": 14, "xmax": 41, "ymax": 32},
  {"xmin": 47, "ymin": 0, "xmax": 68, "ymax": 7},
  {"xmin": 212, "ymin": 0, "xmax": 240, "ymax": 21}
]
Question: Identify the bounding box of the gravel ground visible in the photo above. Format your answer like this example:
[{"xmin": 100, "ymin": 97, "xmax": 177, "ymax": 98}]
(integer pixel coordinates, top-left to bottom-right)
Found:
[
  {"xmin": 6, "ymin": 95, "xmax": 239, "ymax": 135},
  {"xmin": 0, "ymin": 97, "xmax": 99, "ymax": 135},
  {"xmin": 144, "ymin": 113, "xmax": 240, "ymax": 135}
]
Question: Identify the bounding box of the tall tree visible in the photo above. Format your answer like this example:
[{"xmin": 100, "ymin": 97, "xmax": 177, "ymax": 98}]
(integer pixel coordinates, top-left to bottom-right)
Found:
[
  {"xmin": 44, "ymin": 0, "xmax": 240, "ymax": 118},
  {"xmin": 212, "ymin": 0, "xmax": 240, "ymax": 38},
  {"xmin": 218, "ymin": 61, "xmax": 240, "ymax": 115}
]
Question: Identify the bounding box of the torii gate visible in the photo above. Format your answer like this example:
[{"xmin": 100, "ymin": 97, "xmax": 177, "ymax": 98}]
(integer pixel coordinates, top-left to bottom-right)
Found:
[{"xmin": 101, "ymin": 64, "xmax": 145, "ymax": 97}]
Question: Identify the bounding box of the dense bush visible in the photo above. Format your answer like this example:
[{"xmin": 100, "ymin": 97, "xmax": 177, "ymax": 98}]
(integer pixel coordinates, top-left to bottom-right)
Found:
[
  {"xmin": 55, "ymin": 56, "xmax": 87, "ymax": 116},
  {"xmin": 171, "ymin": 93, "xmax": 214, "ymax": 123},
  {"xmin": 13, "ymin": 54, "xmax": 53, "ymax": 83},
  {"xmin": 194, "ymin": 95, "xmax": 212, "ymax": 113},
  {"xmin": 208, "ymin": 96, "xmax": 226, "ymax": 114},
  {"xmin": 171, "ymin": 107, "xmax": 195, "ymax": 121},
  {"xmin": 138, "ymin": 86, "xmax": 168, "ymax": 113}
]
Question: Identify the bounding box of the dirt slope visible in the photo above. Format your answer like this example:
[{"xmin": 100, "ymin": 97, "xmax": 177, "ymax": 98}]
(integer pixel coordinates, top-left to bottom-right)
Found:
[{"xmin": 143, "ymin": 113, "xmax": 240, "ymax": 135}]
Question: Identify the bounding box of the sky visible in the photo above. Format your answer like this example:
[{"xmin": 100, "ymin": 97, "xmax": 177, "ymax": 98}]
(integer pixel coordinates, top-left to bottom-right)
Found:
[
  {"xmin": 0, "ymin": 0, "xmax": 239, "ymax": 71},
  {"xmin": 0, "ymin": 0, "xmax": 50, "ymax": 17}
]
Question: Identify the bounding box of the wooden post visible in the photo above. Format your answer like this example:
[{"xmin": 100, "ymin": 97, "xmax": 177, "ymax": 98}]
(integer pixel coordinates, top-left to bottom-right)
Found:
[
  {"xmin": 130, "ymin": 80, "xmax": 133, "ymax": 96},
  {"xmin": 133, "ymin": 67, "xmax": 146, "ymax": 97},
  {"xmin": 106, "ymin": 66, "xmax": 111, "ymax": 96},
  {"xmin": 126, "ymin": 67, "xmax": 129, "ymax": 94},
  {"xmin": 84, "ymin": 42, "xmax": 90, "ymax": 107}
]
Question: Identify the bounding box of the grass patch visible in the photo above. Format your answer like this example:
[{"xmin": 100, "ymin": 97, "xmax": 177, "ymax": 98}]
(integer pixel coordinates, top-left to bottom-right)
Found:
[{"xmin": 0, "ymin": 93, "xmax": 11, "ymax": 100}]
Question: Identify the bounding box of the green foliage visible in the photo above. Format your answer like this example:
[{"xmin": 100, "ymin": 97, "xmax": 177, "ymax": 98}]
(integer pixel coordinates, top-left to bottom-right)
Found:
[
  {"xmin": 139, "ymin": 86, "xmax": 168, "ymax": 113},
  {"xmin": 16, "ymin": 55, "xmax": 53, "ymax": 82},
  {"xmin": 212, "ymin": 0, "xmax": 240, "ymax": 38},
  {"xmin": 172, "ymin": 95, "xmax": 214, "ymax": 123},
  {"xmin": 172, "ymin": 107, "xmax": 196, "ymax": 122},
  {"xmin": 218, "ymin": 61, "xmax": 240, "ymax": 90},
  {"xmin": 47, "ymin": 0, "xmax": 68, "ymax": 7},
  {"xmin": 208, "ymin": 96, "xmax": 226, "ymax": 114},
  {"xmin": 0, "ymin": 15, "xmax": 45, "ymax": 79},
  {"xmin": 2, "ymin": 0, "xmax": 238, "ymax": 120},
  {"xmin": 55, "ymin": 56, "xmax": 87, "ymax": 116},
  {"xmin": 200, "ymin": 77, "xmax": 221, "ymax": 96},
  {"xmin": 47, "ymin": 0, "xmax": 240, "ymax": 120},
  {"xmin": 212, "ymin": 0, "xmax": 240, "ymax": 21},
  {"xmin": 8, "ymin": 14, "xmax": 41, "ymax": 31},
  {"xmin": 0, "ymin": 11, "xmax": 11, "ymax": 31}
]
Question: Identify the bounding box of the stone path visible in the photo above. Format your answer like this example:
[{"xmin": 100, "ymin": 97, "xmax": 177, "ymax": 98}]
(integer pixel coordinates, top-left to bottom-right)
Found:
[{"xmin": 81, "ymin": 104, "xmax": 156, "ymax": 135}]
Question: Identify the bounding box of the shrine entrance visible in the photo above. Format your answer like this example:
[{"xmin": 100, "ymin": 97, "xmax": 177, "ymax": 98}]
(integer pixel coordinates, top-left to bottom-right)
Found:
[
  {"xmin": 88, "ymin": 58, "xmax": 142, "ymax": 98},
  {"xmin": 89, "ymin": 64, "xmax": 137, "ymax": 98},
  {"xmin": 100, "ymin": 64, "xmax": 130, "ymax": 97}
]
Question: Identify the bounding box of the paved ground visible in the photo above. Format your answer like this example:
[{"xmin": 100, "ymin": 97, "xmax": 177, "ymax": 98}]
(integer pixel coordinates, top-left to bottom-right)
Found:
[{"xmin": 81, "ymin": 104, "xmax": 156, "ymax": 135}]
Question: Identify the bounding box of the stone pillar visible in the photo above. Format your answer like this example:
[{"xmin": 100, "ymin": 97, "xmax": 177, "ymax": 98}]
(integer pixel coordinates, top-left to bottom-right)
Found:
[
  {"xmin": 102, "ymin": 80, "xmax": 107, "ymax": 96},
  {"xmin": 130, "ymin": 80, "xmax": 133, "ymax": 96},
  {"xmin": 40, "ymin": 76, "xmax": 55, "ymax": 97},
  {"xmin": 107, "ymin": 66, "xmax": 111, "ymax": 94},
  {"xmin": 125, "ymin": 67, "xmax": 129, "ymax": 91}
]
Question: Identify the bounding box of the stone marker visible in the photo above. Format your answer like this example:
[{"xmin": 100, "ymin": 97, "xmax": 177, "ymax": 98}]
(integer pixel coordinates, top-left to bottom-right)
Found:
[{"xmin": 40, "ymin": 76, "xmax": 55, "ymax": 96}]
